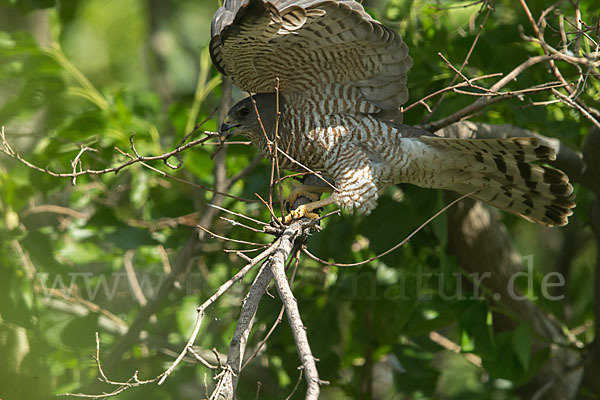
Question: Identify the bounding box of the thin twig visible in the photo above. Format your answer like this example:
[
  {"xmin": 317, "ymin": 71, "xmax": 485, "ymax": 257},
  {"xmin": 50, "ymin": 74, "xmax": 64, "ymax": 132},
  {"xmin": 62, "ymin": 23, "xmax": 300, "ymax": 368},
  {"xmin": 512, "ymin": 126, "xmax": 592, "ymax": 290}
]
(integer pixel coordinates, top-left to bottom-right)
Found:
[
  {"xmin": 158, "ymin": 242, "xmax": 277, "ymax": 385},
  {"xmin": 219, "ymin": 216, "xmax": 265, "ymax": 233},
  {"xmin": 424, "ymin": 4, "xmax": 493, "ymax": 121},
  {"xmin": 302, "ymin": 190, "xmax": 478, "ymax": 267},
  {"xmin": 207, "ymin": 203, "xmax": 268, "ymax": 226},
  {"xmin": 197, "ymin": 224, "xmax": 269, "ymax": 247}
]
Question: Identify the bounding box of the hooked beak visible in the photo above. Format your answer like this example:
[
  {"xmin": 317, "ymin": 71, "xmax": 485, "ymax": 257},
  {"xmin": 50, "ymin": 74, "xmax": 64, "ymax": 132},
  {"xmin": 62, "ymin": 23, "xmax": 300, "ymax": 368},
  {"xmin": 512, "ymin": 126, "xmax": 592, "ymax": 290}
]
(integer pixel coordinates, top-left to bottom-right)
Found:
[{"xmin": 219, "ymin": 116, "xmax": 240, "ymax": 138}]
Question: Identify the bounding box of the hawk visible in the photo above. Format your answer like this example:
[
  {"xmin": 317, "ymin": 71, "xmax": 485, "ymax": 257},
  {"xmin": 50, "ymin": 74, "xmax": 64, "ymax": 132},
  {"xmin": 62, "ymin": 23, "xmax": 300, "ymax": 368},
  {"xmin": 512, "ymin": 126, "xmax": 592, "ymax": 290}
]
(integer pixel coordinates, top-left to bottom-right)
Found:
[{"xmin": 210, "ymin": 0, "xmax": 575, "ymax": 226}]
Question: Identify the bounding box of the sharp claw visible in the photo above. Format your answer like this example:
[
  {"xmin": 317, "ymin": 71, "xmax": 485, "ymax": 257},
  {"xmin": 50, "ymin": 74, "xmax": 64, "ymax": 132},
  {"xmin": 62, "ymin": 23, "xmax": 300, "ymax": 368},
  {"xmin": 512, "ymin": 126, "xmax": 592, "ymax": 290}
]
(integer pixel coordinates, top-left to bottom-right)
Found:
[{"xmin": 279, "ymin": 204, "xmax": 321, "ymax": 225}]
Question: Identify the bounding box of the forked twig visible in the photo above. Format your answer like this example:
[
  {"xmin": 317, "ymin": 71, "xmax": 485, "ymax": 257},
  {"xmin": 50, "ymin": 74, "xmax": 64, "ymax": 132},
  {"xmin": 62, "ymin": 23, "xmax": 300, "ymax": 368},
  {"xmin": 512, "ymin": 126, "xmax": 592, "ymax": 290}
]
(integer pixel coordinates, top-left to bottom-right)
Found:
[{"xmin": 158, "ymin": 242, "xmax": 277, "ymax": 385}]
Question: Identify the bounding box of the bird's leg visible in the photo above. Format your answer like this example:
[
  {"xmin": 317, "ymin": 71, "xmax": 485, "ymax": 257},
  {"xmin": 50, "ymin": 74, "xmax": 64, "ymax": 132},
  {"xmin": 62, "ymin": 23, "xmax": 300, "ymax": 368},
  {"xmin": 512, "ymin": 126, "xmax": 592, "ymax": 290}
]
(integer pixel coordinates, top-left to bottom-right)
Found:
[
  {"xmin": 282, "ymin": 194, "xmax": 336, "ymax": 224},
  {"xmin": 280, "ymin": 184, "xmax": 334, "ymax": 224},
  {"xmin": 286, "ymin": 185, "xmax": 333, "ymax": 208}
]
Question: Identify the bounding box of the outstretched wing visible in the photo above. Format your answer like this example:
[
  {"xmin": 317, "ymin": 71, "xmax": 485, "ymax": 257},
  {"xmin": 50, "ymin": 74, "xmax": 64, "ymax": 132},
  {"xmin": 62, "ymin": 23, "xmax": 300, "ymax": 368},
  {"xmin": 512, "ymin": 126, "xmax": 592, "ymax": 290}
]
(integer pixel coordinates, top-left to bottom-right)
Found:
[{"xmin": 210, "ymin": 0, "xmax": 412, "ymax": 110}]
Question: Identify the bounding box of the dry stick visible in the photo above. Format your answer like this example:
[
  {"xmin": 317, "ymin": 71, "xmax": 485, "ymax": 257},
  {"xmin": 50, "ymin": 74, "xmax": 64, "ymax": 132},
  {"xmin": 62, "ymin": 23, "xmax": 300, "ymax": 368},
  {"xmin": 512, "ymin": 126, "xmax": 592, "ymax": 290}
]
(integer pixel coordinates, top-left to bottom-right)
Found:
[
  {"xmin": 241, "ymin": 251, "xmax": 300, "ymax": 371},
  {"xmin": 0, "ymin": 126, "xmax": 218, "ymax": 178},
  {"xmin": 131, "ymin": 157, "xmax": 256, "ymax": 204},
  {"xmin": 273, "ymin": 171, "xmax": 323, "ymax": 185},
  {"xmin": 410, "ymin": 55, "xmax": 560, "ymax": 128},
  {"xmin": 247, "ymin": 81, "xmax": 286, "ymax": 221},
  {"xmin": 269, "ymin": 157, "xmax": 279, "ymax": 216},
  {"xmin": 236, "ymin": 252, "xmax": 254, "ymax": 263},
  {"xmin": 488, "ymin": 55, "xmax": 553, "ymax": 92},
  {"xmin": 273, "ymin": 133, "xmax": 287, "ymax": 220},
  {"xmin": 217, "ymin": 261, "xmax": 276, "ymax": 397},
  {"xmin": 519, "ymin": 0, "xmax": 600, "ymax": 122},
  {"xmin": 212, "ymin": 244, "xmax": 306, "ymax": 399},
  {"xmin": 158, "ymin": 242, "xmax": 278, "ymax": 385},
  {"xmin": 207, "ymin": 203, "xmax": 268, "ymax": 227},
  {"xmin": 303, "ymin": 190, "xmax": 478, "ymax": 268},
  {"xmin": 438, "ymin": 52, "xmax": 473, "ymax": 83},
  {"xmin": 254, "ymin": 382, "xmax": 263, "ymax": 400},
  {"xmin": 428, "ymin": 331, "xmax": 482, "ymax": 367},
  {"xmin": 276, "ymin": 147, "xmax": 337, "ymax": 192},
  {"xmin": 115, "ymin": 145, "xmax": 258, "ymax": 204},
  {"xmin": 197, "ymin": 224, "xmax": 268, "ymax": 247},
  {"xmin": 0, "ymin": 126, "xmax": 255, "ymax": 204},
  {"xmin": 563, "ymin": 15, "xmax": 599, "ymax": 48},
  {"xmin": 559, "ymin": 14, "xmax": 569, "ymax": 54},
  {"xmin": 525, "ymin": 24, "xmax": 600, "ymax": 102},
  {"xmin": 21, "ymin": 204, "xmax": 89, "ymax": 220},
  {"xmin": 424, "ymin": 4, "xmax": 493, "ymax": 122},
  {"xmin": 269, "ymin": 221, "xmax": 324, "ymax": 400},
  {"xmin": 243, "ymin": 304, "xmax": 285, "ymax": 371},
  {"xmin": 202, "ymin": 140, "xmax": 253, "ymax": 146},
  {"xmin": 123, "ymin": 249, "xmax": 149, "ymax": 308},
  {"xmin": 244, "ymin": 87, "xmax": 337, "ymax": 196},
  {"xmin": 223, "ymin": 247, "xmax": 267, "ymax": 254},
  {"xmin": 272, "ymin": 79, "xmax": 287, "ymax": 220},
  {"xmin": 285, "ymin": 368, "xmax": 305, "ymax": 400},
  {"xmin": 519, "ymin": 0, "xmax": 572, "ymax": 86},
  {"xmin": 421, "ymin": 55, "xmax": 560, "ymax": 132},
  {"xmin": 522, "ymin": 32, "xmax": 600, "ymax": 68},
  {"xmin": 439, "ymin": 52, "xmax": 568, "ymax": 97},
  {"xmin": 188, "ymin": 346, "xmax": 218, "ymax": 370},
  {"xmin": 219, "ymin": 216, "xmax": 265, "ymax": 234},
  {"xmin": 403, "ymin": 73, "xmax": 502, "ymax": 113},
  {"xmin": 70, "ymin": 146, "xmax": 98, "ymax": 185},
  {"xmin": 432, "ymin": 0, "xmax": 485, "ymax": 11},
  {"xmin": 157, "ymin": 245, "xmax": 172, "ymax": 275},
  {"xmin": 61, "ymin": 333, "xmax": 159, "ymax": 398},
  {"xmin": 452, "ymin": 81, "xmax": 567, "ymax": 96},
  {"xmin": 255, "ymin": 192, "xmax": 284, "ymax": 228},
  {"xmin": 552, "ymin": 88, "xmax": 600, "ymax": 130}
]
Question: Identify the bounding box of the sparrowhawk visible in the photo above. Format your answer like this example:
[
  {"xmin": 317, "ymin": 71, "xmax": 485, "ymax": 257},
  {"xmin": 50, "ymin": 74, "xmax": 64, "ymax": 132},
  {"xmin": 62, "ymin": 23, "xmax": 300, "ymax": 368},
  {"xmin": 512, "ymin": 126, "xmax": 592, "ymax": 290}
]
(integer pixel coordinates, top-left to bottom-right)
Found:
[{"xmin": 210, "ymin": 0, "xmax": 575, "ymax": 226}]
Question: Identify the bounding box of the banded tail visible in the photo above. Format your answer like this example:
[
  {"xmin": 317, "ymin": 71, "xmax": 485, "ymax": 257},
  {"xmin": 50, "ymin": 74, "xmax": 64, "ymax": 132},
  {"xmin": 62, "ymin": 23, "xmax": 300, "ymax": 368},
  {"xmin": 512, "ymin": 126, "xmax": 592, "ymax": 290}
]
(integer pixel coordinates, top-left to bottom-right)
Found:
[{"xmin": 415, "ymin": 136, "xmax": 575, "ymax": 226}]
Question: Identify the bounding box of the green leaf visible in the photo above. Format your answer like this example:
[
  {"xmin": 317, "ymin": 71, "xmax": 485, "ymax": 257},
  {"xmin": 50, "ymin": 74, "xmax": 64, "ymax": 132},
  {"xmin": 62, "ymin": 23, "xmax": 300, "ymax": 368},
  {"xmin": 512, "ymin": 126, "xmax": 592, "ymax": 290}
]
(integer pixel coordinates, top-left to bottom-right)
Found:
[{"xmin": 512, "ymin": 322, "xmax": 533, "ymax": 371}]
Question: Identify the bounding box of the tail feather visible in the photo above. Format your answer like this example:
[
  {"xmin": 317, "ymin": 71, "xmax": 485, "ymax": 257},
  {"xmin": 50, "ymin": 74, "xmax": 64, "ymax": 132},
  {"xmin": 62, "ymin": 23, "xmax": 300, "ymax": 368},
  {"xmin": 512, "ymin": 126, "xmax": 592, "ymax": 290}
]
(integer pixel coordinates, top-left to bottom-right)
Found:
[{"xmin": 417, "ymin": 136, "xmax": 575, "ymax": 226}]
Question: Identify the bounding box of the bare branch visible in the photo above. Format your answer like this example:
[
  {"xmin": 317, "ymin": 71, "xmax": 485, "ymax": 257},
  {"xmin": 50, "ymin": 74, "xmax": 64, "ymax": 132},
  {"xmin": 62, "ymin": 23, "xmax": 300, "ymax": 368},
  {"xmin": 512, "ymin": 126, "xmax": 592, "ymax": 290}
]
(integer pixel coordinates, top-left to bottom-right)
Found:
[
  {"xmin": 158, "ymin": 242, "xmax": 277, "ymax": 385},
  {"xmin": 214, "ymin": 261, "xmax": 275, "ymax": 398},
  {"xmin": 423, "ymin": 4, "xmax": 493, "ymax": 121},
  {"xmin": 60, "ymin": 333, "xmax": 160, "ymax": 398},
  {"xmin": 269, "ymin": 221, "xmax": 326, "ymax": 399},
  {"xmin": 197, "ymin": 223, "xmax": 269, "ymax": 247}
]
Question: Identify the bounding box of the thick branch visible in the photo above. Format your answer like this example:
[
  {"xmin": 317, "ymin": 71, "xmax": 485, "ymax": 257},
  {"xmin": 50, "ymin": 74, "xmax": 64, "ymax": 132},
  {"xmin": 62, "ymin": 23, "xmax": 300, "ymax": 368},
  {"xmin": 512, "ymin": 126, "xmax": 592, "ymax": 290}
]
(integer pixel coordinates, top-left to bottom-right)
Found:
[
  {"xmin": 269, "ymin": 221, "xmax": 322, "ymax": 400},
  {"xmin": 216, "ymin": 262, "xmax": 274, "ymax": 399}
]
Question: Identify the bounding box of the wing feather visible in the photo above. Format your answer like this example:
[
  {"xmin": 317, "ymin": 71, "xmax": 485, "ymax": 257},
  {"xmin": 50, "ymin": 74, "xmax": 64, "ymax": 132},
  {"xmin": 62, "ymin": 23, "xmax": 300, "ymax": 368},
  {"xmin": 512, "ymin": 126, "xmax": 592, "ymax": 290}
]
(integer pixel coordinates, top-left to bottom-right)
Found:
[{"xmin": 210, "ymin": 0, "xmax": 412, "ymax": 110}]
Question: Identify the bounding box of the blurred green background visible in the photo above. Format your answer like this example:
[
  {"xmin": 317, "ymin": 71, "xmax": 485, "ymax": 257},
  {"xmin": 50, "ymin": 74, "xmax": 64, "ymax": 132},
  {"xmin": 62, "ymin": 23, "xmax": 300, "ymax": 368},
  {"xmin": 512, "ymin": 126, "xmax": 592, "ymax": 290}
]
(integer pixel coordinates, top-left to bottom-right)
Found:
[{"xmin": 0, "ymin": 0, "xmax": 598, "ymax": 399}]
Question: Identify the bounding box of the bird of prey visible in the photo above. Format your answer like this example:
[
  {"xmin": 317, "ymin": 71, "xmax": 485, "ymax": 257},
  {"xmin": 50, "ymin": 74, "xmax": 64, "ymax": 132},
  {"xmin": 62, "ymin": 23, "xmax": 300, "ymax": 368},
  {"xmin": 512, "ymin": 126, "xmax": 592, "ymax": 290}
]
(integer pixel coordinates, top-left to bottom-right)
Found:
[{"xmin": 210, "ymin": 0, "xmax": 575, "ymax": 226}]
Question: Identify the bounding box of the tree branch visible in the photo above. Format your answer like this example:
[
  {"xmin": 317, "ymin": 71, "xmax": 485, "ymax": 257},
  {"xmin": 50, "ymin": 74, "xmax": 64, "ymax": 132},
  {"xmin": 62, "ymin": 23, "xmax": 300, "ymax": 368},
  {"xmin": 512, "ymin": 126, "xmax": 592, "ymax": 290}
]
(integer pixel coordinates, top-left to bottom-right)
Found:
[
  {"xmin": 216, "ymin": 262, "xmax": 274, "ymax": 399},
  {"xmin": 269, "ymin": 220, "xmax": 324, "ymax": 400}
]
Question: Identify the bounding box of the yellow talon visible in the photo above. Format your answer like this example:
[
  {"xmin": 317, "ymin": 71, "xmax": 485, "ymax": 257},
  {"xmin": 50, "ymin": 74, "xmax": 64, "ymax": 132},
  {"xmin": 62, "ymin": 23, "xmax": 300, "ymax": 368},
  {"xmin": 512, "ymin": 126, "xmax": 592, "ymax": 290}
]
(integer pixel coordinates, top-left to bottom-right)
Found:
[
  {"xmin": 279, "ymin": 196, "xmax": 337, "ymax": 225},
  {"xmin": 281, "ymin": 204, "xmax": 321, "ymax": 224}
]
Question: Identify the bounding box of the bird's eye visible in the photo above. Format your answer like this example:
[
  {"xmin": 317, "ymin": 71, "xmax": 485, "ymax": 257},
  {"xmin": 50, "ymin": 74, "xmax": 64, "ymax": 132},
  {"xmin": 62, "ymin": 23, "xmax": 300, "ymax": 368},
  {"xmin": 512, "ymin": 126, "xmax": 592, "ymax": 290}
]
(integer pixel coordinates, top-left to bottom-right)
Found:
[{"xmin": 238, "ymin": 107, "xmax": 250, "ymax": 118}]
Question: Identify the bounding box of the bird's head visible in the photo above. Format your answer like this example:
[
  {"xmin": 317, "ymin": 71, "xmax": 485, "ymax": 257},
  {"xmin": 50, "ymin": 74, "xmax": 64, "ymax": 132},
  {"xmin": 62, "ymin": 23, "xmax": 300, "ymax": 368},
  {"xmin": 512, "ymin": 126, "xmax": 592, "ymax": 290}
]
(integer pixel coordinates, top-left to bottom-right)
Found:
[{"xmin": 220, "ymin": 93, "xmax": 282, "ymax": 143}]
